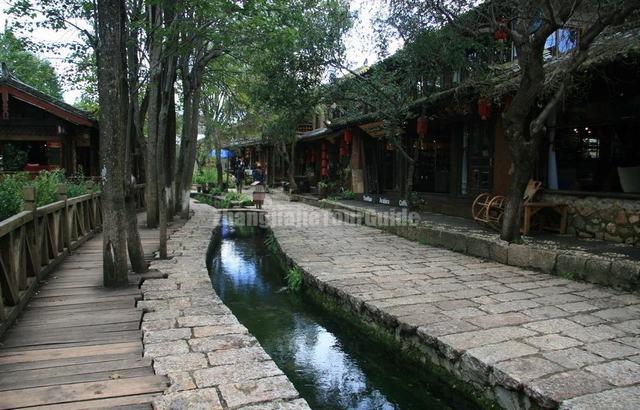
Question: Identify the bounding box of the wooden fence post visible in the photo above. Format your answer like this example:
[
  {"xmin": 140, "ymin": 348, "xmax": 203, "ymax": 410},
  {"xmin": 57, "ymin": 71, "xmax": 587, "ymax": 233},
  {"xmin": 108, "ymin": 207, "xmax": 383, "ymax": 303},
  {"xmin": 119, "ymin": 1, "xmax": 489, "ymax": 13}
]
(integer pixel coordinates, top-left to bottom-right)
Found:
[
  {"xmin": 58, "ymin": 184, "xmax": 71, "ymax": 250},
  {"xmin": 22, "ymin": 186, "xmax": 41, "ymax": 280}
]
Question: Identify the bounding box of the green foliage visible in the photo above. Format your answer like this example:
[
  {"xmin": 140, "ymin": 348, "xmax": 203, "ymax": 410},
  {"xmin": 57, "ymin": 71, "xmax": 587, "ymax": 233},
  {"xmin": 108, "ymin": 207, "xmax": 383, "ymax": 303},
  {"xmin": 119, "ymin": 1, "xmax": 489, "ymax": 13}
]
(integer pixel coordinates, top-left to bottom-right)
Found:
[
  {"xmin": 340, "ymin": 189, "xmax": 355, "ymax": 200},
  {"xmin": 2, "ymin": 143, "xmax": 28, "ymax": 171},
  {"xmin": 0, "ymin": 171, "xmax": 93, "ymax": 221},
  {"xmin": 285, "ymin": 266, "xmax": 303, "ymax": 291},
  {"xmin": 0, "ymin": 173, "xmax": 28, "ymax": 220},
  {"xmin": 32, "ymin": 170, "xmax": 65, "ymax": 206},
  {"xmin": 560, "ymin": 271, "xmax": 577, "ymax": 281},
  {"xmin": 224, "ymin": 191, "xmax": 252, "ymax": 206},
  {"xmin": 264, "ymin": 233, "xmax": 278, "ymax": 253},
  {"xmin": 0, "ymin": 28, "xmax": 64, "ymax": 99}
]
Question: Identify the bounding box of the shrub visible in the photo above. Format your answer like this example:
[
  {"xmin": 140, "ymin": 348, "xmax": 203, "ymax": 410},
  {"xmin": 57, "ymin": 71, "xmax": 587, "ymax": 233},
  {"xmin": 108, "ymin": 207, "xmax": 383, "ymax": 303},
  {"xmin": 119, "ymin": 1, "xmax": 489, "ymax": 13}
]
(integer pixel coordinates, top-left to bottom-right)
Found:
[
  {"xmin": 340, "ymin": 189, "xmax": 355, "ymax": 200},
  {"xmin": 0, "ymin": 173, "xmax": 27, "ymax": 220},
  {"xmin": 2, "ymin": 143, "xmax": 28, "ymax": 171},
  {"xmin": 285, "ymin": 266, "xmax": 303, "ymax": 291},
  {"xmin": 33, "ymin": 170, "xmax": 65, "ymax": 206}
]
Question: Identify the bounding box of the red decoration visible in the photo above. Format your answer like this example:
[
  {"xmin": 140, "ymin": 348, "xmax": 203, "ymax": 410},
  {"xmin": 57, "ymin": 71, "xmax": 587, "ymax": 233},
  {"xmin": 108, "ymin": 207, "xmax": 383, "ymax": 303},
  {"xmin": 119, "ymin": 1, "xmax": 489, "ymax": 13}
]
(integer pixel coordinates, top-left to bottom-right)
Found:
[
  {"xmin": 310, "ymin": 152, "xmax": 315, "ymax": 162},
  {"xmin": 344, "ymin": 129, "xmax": 353, "ymax": 144},
  {"xmin": 321, "ymin": 168, "xmax": 328, "ymax": 177},
  {"xmin": 494, "ymin": 18, "xmax": 509, "ymax": 43},
  {"xmin": 416, "ymin": 115, "xmax": 428, "ymax": 137},
  {"xmin": 478, "ymin": 98, "xmax": 491, "ymax": 120}
]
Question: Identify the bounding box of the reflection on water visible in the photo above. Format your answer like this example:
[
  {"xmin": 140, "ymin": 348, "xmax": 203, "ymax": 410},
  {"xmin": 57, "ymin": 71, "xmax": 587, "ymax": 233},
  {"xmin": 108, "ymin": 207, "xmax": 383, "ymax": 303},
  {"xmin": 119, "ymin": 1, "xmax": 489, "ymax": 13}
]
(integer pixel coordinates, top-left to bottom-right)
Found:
[{"xmin": 208, "ymin": 216, "xmax": 479, "ymax": 410}]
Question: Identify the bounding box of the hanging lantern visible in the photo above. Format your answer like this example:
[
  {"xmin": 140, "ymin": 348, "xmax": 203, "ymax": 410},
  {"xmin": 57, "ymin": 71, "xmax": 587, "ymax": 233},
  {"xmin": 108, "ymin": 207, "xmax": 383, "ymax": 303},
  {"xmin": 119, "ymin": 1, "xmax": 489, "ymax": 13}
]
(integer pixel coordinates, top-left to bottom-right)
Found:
[
  {"xmin": 494, "ymin": 17, "xmax": 509, "ymax": 43},
  {"xmin": 344, "ymin": 129, "xmax": 353, "ymax": 144},
  {"xmin": 494, "ymin": 28, "xmax": 508, "ymax": 42},
  {"xmin": 321, "ymin": 167, "xmax": 329, "ymax": 177},
  {"xmin": 321, "ymin": 142, "xmax": 327, "ymax": 152},
  {"xmin": 416, "ymin": 115, "xmax": 428, "ymax": 137},
  {"xmin": 321, "ymin": 158, "xmax": 328, "ymax": 168},
  {"xmin": 478, "ymin": 98, "xmax": 491, "ymax": 120}
]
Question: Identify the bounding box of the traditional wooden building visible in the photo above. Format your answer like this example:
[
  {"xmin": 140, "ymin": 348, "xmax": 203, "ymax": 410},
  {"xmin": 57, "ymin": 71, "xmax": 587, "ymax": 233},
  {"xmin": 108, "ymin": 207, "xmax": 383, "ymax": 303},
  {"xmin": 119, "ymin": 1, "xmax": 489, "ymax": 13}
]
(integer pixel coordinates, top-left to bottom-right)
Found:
[
  {"xmin": 249, "ymin": 22, "xmax": 640, "ymax": 246},
  {"xmin": 0, "ymin": 63, "xmax": 99, "ymax": 175}
]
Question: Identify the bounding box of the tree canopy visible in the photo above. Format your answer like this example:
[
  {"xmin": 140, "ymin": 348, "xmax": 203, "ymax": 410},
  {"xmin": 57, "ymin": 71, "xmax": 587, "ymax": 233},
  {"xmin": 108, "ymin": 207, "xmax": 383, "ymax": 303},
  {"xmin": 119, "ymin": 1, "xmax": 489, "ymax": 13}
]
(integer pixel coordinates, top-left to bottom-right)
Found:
[{"xmin": 0, "ymin": 28, "xmax": 64, "ymax": 99}]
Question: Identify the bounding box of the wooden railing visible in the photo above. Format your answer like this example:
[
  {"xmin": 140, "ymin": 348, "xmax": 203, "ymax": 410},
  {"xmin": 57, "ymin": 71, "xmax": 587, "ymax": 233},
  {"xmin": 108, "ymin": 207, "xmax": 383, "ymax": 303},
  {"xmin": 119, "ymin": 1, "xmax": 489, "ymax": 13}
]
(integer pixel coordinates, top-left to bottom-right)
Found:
[{"xmin": 0, "ymin": 185, "xmax": 103, "ymax": 333}]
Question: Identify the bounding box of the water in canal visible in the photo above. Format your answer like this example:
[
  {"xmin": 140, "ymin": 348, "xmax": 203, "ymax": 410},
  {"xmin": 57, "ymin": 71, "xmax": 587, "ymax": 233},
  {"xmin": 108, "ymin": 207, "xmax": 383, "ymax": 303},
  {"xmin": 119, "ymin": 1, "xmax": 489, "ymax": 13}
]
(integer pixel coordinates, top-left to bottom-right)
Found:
[{"xmin": 207, "ymin": 216, "xmax": 480, "ymax": 410}]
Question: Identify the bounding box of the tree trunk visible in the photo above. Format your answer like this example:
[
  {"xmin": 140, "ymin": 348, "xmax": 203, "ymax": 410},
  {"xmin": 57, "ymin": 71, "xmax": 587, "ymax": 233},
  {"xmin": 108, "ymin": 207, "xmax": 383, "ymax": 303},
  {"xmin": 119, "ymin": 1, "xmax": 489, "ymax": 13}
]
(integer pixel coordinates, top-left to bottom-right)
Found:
[
  {"xmin": 144, "ymin": 10, "xmax": 162, "ymax": 228},
  {"xmin": 176, "ymin": 69, "xmax": 202, "ymax": 219},
  {"xmin": 288, "ymin": 141, "xmax": 297, "ymax": 191},
  {"xmin": 97, "ymin": 0, "xmax": 128, "ymax": 287}
]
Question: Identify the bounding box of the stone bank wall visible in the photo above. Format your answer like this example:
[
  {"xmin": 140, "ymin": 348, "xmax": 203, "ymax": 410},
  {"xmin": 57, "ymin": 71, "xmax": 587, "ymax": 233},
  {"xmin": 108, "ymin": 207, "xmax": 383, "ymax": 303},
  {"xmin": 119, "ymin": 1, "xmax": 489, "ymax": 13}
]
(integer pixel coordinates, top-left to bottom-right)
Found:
[
  {"xmin": 543, "ymin": 194, "xmax": 640, "ymax": 247},
  {"xmin": 138, "ymin": 202, "xmax": 310, "ymax": 410}
]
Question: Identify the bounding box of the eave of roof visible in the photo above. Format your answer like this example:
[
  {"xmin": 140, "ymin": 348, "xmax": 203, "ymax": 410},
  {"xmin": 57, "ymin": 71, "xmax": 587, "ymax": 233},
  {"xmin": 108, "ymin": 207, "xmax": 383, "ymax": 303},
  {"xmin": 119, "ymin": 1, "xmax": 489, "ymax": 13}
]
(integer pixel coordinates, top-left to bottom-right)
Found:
[{"xmin": 0, "ymin": 63, "xmax": 97, "ymax": 127}]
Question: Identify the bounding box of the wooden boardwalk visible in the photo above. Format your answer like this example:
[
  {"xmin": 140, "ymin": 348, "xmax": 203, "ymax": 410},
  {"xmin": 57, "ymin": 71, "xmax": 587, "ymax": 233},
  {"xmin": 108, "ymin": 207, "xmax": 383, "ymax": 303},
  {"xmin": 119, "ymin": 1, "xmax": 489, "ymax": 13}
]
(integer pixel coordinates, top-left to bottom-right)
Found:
[{"xmin": 0, "ymin": 220, "xmax": 170, "ymax": 409}]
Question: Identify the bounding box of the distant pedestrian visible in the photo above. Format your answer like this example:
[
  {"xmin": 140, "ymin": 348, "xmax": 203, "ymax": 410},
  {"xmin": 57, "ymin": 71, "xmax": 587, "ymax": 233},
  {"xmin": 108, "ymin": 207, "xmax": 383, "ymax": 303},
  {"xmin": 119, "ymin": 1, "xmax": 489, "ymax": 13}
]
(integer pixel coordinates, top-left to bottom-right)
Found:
[{"xmin": 235, "ymin": 161, "xmax": 245, "ymax": 193}]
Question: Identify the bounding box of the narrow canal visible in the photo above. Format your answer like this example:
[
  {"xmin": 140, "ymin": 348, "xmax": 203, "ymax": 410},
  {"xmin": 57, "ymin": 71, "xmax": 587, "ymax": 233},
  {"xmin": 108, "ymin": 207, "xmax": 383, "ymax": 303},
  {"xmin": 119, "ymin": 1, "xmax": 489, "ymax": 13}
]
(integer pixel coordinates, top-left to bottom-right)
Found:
[{"xmin": 207, "ymin": 216, "xmax": 480, "ymax": 410}]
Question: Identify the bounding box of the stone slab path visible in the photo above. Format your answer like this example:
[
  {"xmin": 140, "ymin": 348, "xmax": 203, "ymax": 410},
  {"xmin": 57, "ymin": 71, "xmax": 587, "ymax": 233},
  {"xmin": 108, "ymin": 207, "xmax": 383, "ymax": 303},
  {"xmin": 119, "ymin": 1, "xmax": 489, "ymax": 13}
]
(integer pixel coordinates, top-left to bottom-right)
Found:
[
  {"xmin": 267, "ymin": 195, "xmax": 640, "ymax": 409},
  {"xmin": 139, "ymin": 201, "xmax": 310, "ymax": 410},
  {"xmin": 0, "ymin": 217, "xmax": 168, "ymax": 409}
]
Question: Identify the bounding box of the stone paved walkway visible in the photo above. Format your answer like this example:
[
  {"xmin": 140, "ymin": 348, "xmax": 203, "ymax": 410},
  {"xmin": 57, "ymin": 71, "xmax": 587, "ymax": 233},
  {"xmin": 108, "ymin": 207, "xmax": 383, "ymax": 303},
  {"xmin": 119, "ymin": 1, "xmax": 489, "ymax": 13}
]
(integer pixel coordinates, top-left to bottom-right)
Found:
[
  {"xmin": 138, "ymin": 202, "xmax": 309, "ymax": 410},
  {"xmin": 267, "ymin": 195, "xmax": 640, "ymax": 409}
]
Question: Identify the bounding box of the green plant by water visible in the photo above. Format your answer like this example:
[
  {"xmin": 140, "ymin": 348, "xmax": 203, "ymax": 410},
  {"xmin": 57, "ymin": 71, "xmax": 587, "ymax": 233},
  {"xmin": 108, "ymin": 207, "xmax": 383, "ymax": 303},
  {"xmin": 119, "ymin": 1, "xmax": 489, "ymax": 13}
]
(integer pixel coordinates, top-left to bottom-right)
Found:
[{"xmin": 285, "ymin": 266, "xmax": 303, "ymax": 291}]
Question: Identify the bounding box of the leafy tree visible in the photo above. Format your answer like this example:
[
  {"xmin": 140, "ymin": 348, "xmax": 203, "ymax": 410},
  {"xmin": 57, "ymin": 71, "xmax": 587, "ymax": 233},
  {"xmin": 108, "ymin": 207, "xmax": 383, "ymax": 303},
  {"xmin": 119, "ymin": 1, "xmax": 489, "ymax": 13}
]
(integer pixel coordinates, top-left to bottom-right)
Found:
[
  {"xmin": 376, "ymin": 0, "xmax": 640, "ymax": 242},
  {"xmin": 328, "ymin": 25, "xmax": 483, "ymax": 196},
  {"xmin": 0, "ymin": 28, "xmax": 63, "ymax": 99},
  {"xmin": 247, "ymin": 0, "xmax": 351, "ymax": 190}
]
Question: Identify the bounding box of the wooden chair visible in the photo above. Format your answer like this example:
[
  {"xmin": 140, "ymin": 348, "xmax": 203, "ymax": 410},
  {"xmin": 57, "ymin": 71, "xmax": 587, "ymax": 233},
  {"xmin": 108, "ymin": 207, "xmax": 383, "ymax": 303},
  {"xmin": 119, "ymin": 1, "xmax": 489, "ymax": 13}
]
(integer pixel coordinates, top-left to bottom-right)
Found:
[{"xmin": 472, "ymin": 180, "xmax": 568, "ymax": 235}]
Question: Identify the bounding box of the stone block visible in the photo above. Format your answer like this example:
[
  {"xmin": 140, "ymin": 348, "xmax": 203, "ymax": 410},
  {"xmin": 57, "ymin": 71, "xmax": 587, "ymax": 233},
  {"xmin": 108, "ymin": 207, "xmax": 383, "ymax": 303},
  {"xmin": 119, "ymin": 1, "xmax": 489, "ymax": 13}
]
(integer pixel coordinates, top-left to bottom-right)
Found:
[
  {"xmin": 556, "ymin": 254, "xmax": 587, "ymax": 279},
  {"xmin": 144, "ymin": 328, "xmax": 192, "ymax": 344},
  {"xmin": 153, "ymin": 353, "xmax": 208, "ymax": 375},
  {"xmin": 559, "ymin": 385, "xmax": 640, "ymax": 410},
  {"xmin": 189, "ymin": 334, "xmax": 258, "ymax": 353},
  {"xmin": 507, "ymin": 244, "xmax": 531, "ymax": 268},
  {"xmin": 194, "ymin": 361, "xmax": 283, "ymax": 388},
  {"xmin": 585, "ymin": 340, "xmax": 640, "ymax": 359},
  {"xmin": 525, "ymin": 370, "xmax": 611, "ymax": 409},
  {"xmin": 586, "ymin": 360, "xmax": 640, "ymax": 386},
  {"xmin": 218, "ymin": 375, "xmax": 300, "ymax": 408},
  {"xmin": 239, "ymin": 399, "xmax": 311, "ymax": 410},
  {"xmin": 467, "ymin": 238, "xmax": 491, "ymax": 259},
  {"xmin": 489, "ymin": 241, "xmax": 509, "ymax": 264},
  {"xmin": 610, "ymin": 260, "xmax": 640, "ymax": 290},
  {"xmin": 524, "ymin": 334, "xmax": 583, "ymax": 351},
  {"xmin": 144, "ymin": 340, "xmax": 189, "ymax": 358},
  {"xmin": 530, "ymin": 249, "xmax": 557, "ymax": 273},
  {"xmin": 491, "ymin": 357, "xmax": 564, "ymax": 389},
  {"xmin": 153, "ymin": 388, "xmax": 223, "ymax": 410},
  {"xmin": 542, "ymin": 347, "xmax": 604, "ymax": 369}
]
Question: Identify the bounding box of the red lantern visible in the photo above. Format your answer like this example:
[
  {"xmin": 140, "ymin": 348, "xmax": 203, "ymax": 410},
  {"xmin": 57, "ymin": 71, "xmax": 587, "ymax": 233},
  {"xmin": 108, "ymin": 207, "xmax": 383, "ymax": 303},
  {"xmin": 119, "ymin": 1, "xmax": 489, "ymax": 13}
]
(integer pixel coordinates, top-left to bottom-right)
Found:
[
  {"xmin": 494, "ymin": 17, "xmax": 509, "ymax": 43},
  {"xmin": 478, "ymin": 98, "xmax": 491, "ymax": 120},
  {"xmin": 344, "ymin": 129, "xmax": 353, "ymax": 144},
  {"xmin": 321, "ymin": 167, "xmax": 328, "ymax": 177},
  {"xmin": 321, "ymin": 159, "xmax": 328, "ymax": 168},
  {"xmin": 416, "ymin": 115, "xmax": 428, "ymax": 137},
  {"xmin": 494, "ymin": 29, "xmax": 508, "ymax": 42}
]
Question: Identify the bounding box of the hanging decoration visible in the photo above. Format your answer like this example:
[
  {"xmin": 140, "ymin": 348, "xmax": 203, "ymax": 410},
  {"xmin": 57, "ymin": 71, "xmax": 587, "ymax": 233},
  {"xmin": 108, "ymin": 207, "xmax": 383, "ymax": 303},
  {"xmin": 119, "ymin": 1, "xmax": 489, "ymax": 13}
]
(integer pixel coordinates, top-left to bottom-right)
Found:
[
  {"xmin": 478, "ymin": 97, "xmax": 491, "ymax": 120},
  {"xmin": 416, "ymin": 115, "xmax": 428, "ymax": 137},
  {"xmin": 320, "ymin": 142, "xmax": 329, "ymax": 177},
  {"xmin": 494, "ymin": 18, "xmax": 509, "ymax": 43},
  {"xmin": 339, "ymin": 139, "xmax": 349, "ymax": 157},
  {"xmin": 344, "ymin": 129, "xmax": 353, "ymax": 144}
]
